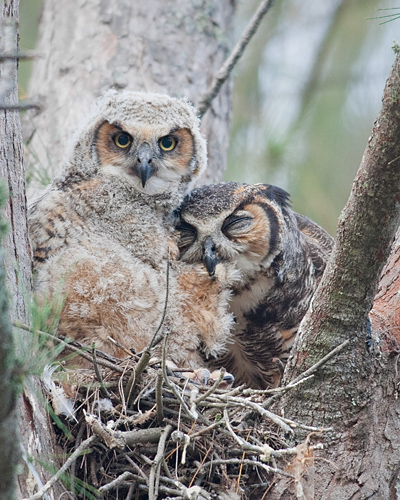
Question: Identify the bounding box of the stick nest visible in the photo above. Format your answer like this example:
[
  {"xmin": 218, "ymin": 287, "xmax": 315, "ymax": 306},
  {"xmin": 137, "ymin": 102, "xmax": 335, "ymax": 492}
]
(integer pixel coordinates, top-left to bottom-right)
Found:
[{"xmin": 46, "ymin": 336, "xmax": 328, "ymax": 500}]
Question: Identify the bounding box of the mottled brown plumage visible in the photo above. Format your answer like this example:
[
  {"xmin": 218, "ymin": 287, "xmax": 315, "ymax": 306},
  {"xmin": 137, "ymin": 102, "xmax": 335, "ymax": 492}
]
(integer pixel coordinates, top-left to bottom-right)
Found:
[
  {"xmin": 176, "ymin": 182, "xmax": 334, "ymax": 388},
  {"xmin": 29, "ymin": 90, "xmax": 236, "ymax": 370}
]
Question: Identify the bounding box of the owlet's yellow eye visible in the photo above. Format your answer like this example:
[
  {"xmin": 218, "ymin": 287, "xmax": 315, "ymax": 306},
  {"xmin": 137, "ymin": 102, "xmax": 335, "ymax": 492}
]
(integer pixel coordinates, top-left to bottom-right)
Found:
[
  {"xmin": 114, "ymin": 132, "xmax": 132, "ymax": 149},
  {"xmin": 159, "ymin": 136, "xmax": 176, "ymax": 151}
]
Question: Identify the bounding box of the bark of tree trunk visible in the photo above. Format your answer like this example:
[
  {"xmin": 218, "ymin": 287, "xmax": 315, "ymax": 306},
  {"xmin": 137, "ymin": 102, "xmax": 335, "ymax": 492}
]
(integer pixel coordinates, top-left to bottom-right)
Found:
[
  {"xmin": 0, "ymin": 203, "xmax": 20, "ymax": 500},
  {"xmin": 0, "ymin": 2, "xmax": 66, "ymax": 498},
  {"xmin": 370, "ymin": 225, "xmax": 400, "ymax": 353},
  {"xmin": 25, "ymin": 0, "xmax": 235, "ymax": 196},
  {"xmin": 269, "ymin": 52, "xmax": 400, "ymax": 500}
]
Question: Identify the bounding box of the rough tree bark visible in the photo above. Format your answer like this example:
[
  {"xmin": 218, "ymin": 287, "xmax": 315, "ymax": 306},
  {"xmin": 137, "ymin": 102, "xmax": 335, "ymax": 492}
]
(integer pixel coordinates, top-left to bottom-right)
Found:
[
  {"xmin": 0, "ymin": 2, "xmax": 66, "ymax": 498},
  {"xmin": 370, "ymin": 225, "xmax": 400, "ymax": 352},
  {"xmin": 270, "ymin": 52, "xmax": 400, "ymax": 500},
  {"xmin": 25, "ymin": 0, "xmax": 235, "ymax": 193}
]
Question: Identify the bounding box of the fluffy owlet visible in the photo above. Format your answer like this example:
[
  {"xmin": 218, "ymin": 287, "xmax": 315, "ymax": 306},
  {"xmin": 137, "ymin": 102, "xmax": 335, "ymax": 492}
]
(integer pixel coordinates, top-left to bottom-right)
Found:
[
  {"xmin": 28, "ymin": 90, "xmax": 236, "ymax": 371},
  {"xmin": 176, "ymin": 182, "xmax": 334, "ymax": 388}
]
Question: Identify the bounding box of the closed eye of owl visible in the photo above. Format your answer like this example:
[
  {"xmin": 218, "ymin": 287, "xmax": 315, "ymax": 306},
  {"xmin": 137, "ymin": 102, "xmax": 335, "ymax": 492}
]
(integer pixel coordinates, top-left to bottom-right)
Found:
[
  {"xmin": 29, "ymin": 90, "xmax": 235, "ymax": 376},
  {"xmin": 176, "ymin": 181, "xmax": 335, "ymax": 388}
]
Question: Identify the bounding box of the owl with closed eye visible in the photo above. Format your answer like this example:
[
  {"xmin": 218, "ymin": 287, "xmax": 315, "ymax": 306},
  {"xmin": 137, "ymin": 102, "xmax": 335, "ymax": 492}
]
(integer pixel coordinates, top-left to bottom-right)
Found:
[
  {"xmin": 28, "ymin": 90, "xmax": 236, "ymax": 371},
  {"xmin": 176, "ymin": 181, "xmax": 334, "ymax": 388}
]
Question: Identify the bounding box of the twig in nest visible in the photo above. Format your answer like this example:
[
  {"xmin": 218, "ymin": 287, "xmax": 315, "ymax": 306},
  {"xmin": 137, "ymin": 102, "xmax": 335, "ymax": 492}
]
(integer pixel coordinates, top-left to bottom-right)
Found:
[
  {"xmin": 291, "ymin": 338, "xmax": 351, "ymax": 385},
  {"xmin": 237, "ymin": 430, "xmax": 251, "ymax": 494},
  {"xmin": 188, "ymin": 445, "xmax": 212, "ymax": 488},
  {"xmin": 278, "ymin": 415, "xmax": 333, "ymax": 433},
  {"xmin": 216, "ymin": 394, "xmax": 293, "ymax": 435},
  {"xmin": 124, "ymin": 248, "xmax": 170, "ymax": 405},
  {"xmin": 23, "ymin": 436, "xmax": 98, "ymax": 500},
  {"xmin": 156, "ymin": 371, "xmax": 164, "ymax": 424},
  {"xmin": 0, "ymin": 50, "xmax": 40, "ymax": 61},
  {"xmin": 189, "ymin": 421, "xmax": 220, "ymax": 439},
  {"xmin": 198, "ymin": 458, "xmax": 294, "ymax": 479},
  {"xmin": 107, "ymin": 336, "xmax": 137, "ymax": 358},
  {"xmin": 13, "ymin": 321, "xmax": 125, "ymax": 373},
  {"xmin": 161, "ymin": 331, "xmax": 198, "ymax": 420},
  {"xmin": 194, "ymin": 367, "xmax": 227, "ymax": 404},
  {"xmin": 91, "ymin": 343, "xmax": 112, "ymax": 399},
  {"xmin": 0, "ymin": 101, "xmax": 41, "ymax": 110},
  {"xmin": 222, "ymin": 409, "xmax": 308, "ymax": 463},
  {"xmin": 148, "ymin": 424, "xmax": 173, "ymax": 500},
  {"xmin": 86, "ymin": 411, "xmax": 167, "ymax": 449},
  {"xmin": 264, "ymin": 338, "xmax": 351, "ymax": 409},
  {"xmin": 125, "ymin": 483, "xmax": 135, "ymax": 500},
  {"xmin": 99, "ymin": 471, "xmax": 134, "ymax": 493},
  {"xmin": 197, "ymin": 0, "xmax": 275, "ymax": 117},
  {"xmin": 124, "ymin": 454, "xmax": 149, "ymax": 484}
]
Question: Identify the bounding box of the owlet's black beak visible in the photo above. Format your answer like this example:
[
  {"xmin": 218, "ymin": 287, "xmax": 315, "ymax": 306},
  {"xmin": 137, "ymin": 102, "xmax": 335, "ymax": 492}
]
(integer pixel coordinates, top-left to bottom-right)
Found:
[
  {"xmin": 135, "ymin": 143, "xmax": 156, "ymax": 187},
  {"xmin": 202, "ymin": 237, "xmax": 218, "ymax": 278}
]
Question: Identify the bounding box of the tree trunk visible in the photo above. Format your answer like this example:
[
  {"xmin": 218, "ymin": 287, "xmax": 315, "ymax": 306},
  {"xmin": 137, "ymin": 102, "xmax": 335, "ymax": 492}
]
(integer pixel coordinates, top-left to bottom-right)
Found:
[
  {"xmin": 25, "ymin": 0, "xmax": 235, "ymax": 196},
  {"xmin": 0, "ymin": 197, "xmax": 20, "ymax": 500},
  {"xmin": 0, "ymin": 2, "xmax": 66, "ymax": 498},
  {"xmin": 269, "ymin": 52, "xmax": 400, "ymax": 499},
  {"xmin": 370, "ymin": 225, "xmax": 400, "ymax": 352}
]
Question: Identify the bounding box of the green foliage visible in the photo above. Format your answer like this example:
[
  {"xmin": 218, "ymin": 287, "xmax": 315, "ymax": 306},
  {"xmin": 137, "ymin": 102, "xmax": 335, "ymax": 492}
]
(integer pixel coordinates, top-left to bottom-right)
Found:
[
  {"xmin": 37, "ymin": 458, "xmax": 101, "ymax": 500},
  {"xmin": 18, "ymin": 0, "xmax": 43, "ymax": 98},
  {"xmin": 13, "ymin": 290, "xmax": 65, "ymax": 379},
  {"xmin": 367, "ymin": 7, "xmax": 400, "ymax": 25},
  {"xmin": 25, "ymin": 128, "xmax": 53, "ymax": 187},
  {"xmin": 62, "ymin": 473, "xmax": 101, "ymax": 499},
  {"xmin": 25, "ymin": 149, "xmax": 52, "ymax": 187},
  {"xmin": 227, "ymin": 0, "xmax": 399, "ymax": 236}
]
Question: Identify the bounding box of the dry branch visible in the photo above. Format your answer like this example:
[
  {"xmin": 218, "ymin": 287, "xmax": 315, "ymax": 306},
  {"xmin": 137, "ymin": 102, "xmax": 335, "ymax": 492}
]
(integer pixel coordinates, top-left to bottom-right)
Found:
[
  {"xmin": 13, "ymin": 322, "xmax": 126, "ymax": 373},
  {"xmin": 197, "ymin": 0, "xmax": 275, "ymax": 117},
  {"xmin": 124, "ymin": 251, "xmax": 170, "ymax": 405},
  {"xmin": 23, "ymin": 436, "xmax": 98, "ymax": 500}
]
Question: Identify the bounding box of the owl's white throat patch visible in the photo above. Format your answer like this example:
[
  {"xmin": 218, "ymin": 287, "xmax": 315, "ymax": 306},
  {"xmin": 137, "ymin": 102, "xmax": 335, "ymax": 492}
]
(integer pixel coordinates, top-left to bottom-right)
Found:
[{"xmin": 102, "ymin": 163, "xmax": 179, "ymax": 196}]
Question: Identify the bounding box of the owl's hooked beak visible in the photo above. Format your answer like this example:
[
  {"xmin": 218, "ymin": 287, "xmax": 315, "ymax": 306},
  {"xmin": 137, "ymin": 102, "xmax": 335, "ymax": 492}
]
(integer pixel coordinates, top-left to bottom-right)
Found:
[
  {"xmin": 202, "ymin": 237, "xmax": 218, "ymax": 278},
  {"xmin": 133, "ymin": 143, "xmax": 157, "ymax": 187}
]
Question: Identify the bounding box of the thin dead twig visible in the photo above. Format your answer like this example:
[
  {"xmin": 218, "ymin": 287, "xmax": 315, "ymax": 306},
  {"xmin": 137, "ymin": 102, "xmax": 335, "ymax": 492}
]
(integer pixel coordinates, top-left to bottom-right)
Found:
[
  {"xmin": 23, "ymin": 436, "xmax": 98, "ymax": 500},
  {"xmin": 91, "ymin": 343, "xmax": 112, "ymax": 399},
  {"xmin": 99, "ymin": 471, "xmax": 134, "ymax": 493},
  {"xmin": 264, "ymin": 338, "xmax": 351, "ymax": 409},
  {"xmin": 161, "ymin": 332, "xmax": 198, "ymax": 421},
  {"xmin": 0, "ymin": 50, "xmax": 39, "ymax": 61},
  {"xmin": 197, "ymin": 0, "xmax": 275, "ymax": 117},
  {"xmin": 0, "ymin": 101, "xmax": 42, "ymax": 110},
  {"xmin": 107, "ymin": 336, "xmax": 137, "ymax": 358},
  {"xmin": 220, "ymin": 394, "xmax": 293, "ymax": 434},
  {"xmin": 198, "ymin": 457, "xmax": 294, "ymax": 479},
  {"xmin": 85, "ymin": 412, "xmax": 167, "ymax": 449},
  {"xmin": 291, "ymin": 339, "xmax": 351, "ymax": 386},
  {"xmin": 222, "ymin": 409, "xmax": 305, "ymax": 462},
  {"xmin": 148, "ymin": 424, "xmax": 173, "ymax": 500},
  {"xmin": 156, "ymin": 371, "xmax": 164, "ymax": 424},
  {"xmin": 124, "ymin": 454, "xmax": 149, "ymax": 484},
  {"xmin": 194, "ymin": 367, "xmax": 227, "ymax": 404},
  {"xmin": 13, "ymin": 321, "xmax": 125, "ymax": 373},
  {"xmin": 124, "ymin": 249, "xmax": 171, "ymax": 405}
]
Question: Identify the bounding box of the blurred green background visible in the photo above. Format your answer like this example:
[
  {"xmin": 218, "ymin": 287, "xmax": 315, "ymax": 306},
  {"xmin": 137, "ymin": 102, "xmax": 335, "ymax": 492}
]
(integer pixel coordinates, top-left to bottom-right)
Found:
[
  {"xmin": 227, "ymin": 0, "xmax": 399, "ymax": 235},
  {"xmin": 19, "ymin": 0, "xmax": 399, "ymax": 235}
]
